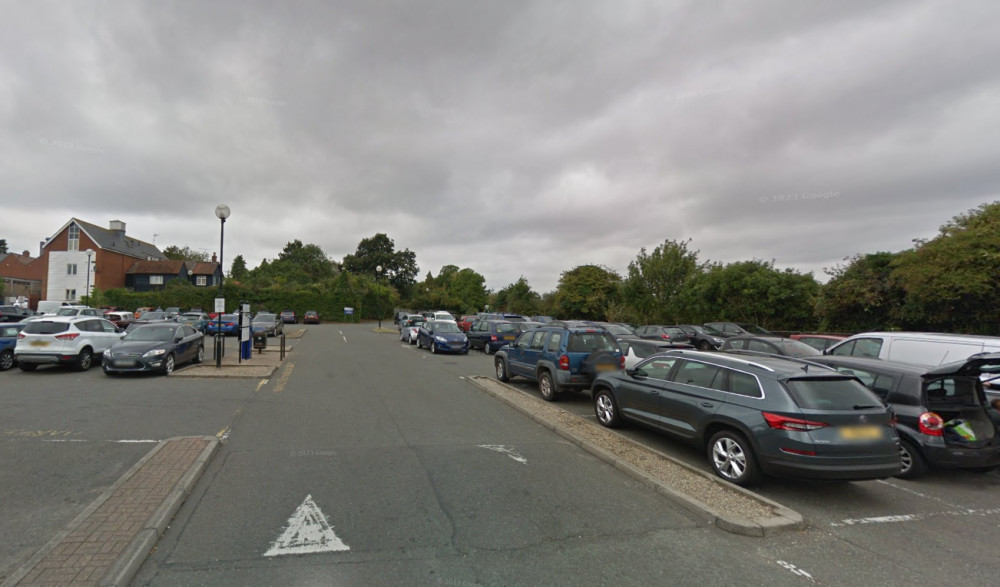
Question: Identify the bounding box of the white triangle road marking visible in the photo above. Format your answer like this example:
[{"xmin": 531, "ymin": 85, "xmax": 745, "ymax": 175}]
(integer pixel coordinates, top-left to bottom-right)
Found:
[
  {"xmin": 478, "ymin": 444, "xmax": 527, "ymax": 464},
  {"xmin": 264, "ymin": 494, "xmax": 350, "ymax": 557}
]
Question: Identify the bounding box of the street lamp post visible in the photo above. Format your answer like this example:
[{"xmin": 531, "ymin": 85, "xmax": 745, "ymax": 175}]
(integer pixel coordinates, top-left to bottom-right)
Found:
[
  {"xmin": 84, "ymin": 249, "xmax": 94, "ymax": 304},
  {"xmin": 215, "ymin": 204, "xmax": 231, "ymax": 368},
  {"xmin": 376, "ymin": 265, "xmax": 383, "ymax": 329}
]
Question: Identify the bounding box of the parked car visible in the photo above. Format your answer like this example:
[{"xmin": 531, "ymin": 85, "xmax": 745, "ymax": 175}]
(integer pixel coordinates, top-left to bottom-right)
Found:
[
  {"xmin": 105, "ymin": 311, "xmax": 134, "ymax": 330},
  {"xmin": 397, "ymin": 313, "xmax": 423, "ymax": 331},
  {"xmin": 205, "ymin": 314, "xmax": 240, "ymax": 336},
  {"xmin": 634, "ymin": 325, "xmax": 692, "ymax": 344},
  {"xmin": 467, "ymin": 319, "xmax": 518, "ymax": 354},
  {"xmin": 514, "ymin": 321, "xmax": 544, "ymax": 334},
  {"xmin": 416, "ymin": 320, "xmax": 469, "ymax": 354},
  {"xmin": 720, "ymin": 336, "xmax": 822, "ymax": 358},
  {"xmin": 493, "ymin": 325, "xmax": 624, "ymax": 401},
  {"xmin": 824, "ymin": 331, "xmax": 1000, "ymax": 366},
  {"xmin": 303, "ymin": 310, "xmax": 320, "ymax": 324},
  {"xmin": 102, "ymin": 323, "xmax": 205, "ymax": 375},
  {"xmin": 808, "ymin": 354, "xmax": 1000, "ymax": 478},
  {"xmin": 674, "ymin": 324, "xmax": 727, "ymax": 351},
  {"xmin": 14, "ymin": 316, "xmax": 123, "ymax": 371},
  {"xmin": 594, "ymin": 322, "xmax": 636, "ymax": 338},
  {"xmin": 790, "ymin": 333, "xmax": 846, "ymax": 352},
  {"xmin": 590, "ymin": 350, "xmax": 901, "ymax": 486},
  {"xmin": 176, "ymin": 312, "xmax": 211, "ymax": 333},
  {"xmin": 399, "ymin": 316, "xmax": 426, "ymax": 344},
  {"xmin": 457, "ymin": 315, "xmax": 478, "ymax": 332},
  {"xmin": 704, "ymin": 322, "xmax": 775, "ymax": 338},
  {"xmin": 432, "ymin": 311, "xmax": 457, "ymax": 322},
  {"xmin": 1, "ymin": 324, "xmax": 26, "ymax": 371},
  {"xmin": 163, "ymin": 307, "xmax": 182, "ymax": 319},
  {"xmin": 279, "ymin": 310, "xmax": 297, "ymax": 324},
  {"xmin": 133, "ymin": 306, "xmax": 155, "ymax": 319},
  {"xmin": 617, "ymin": 337, "xmax": 694, "ymax": 370},
  {"xmin": 53, "ymin": 306, "xmax": 104, "ymax": 318},
  {"xmin": 0, "ymin": 305, "xmax": 32, "ymax": 323},
  {"xmin": 530, "ymin": 316, "xmax": 555, "ymax": 323},
  {"xmin": 252, "ymin": 312, "xmax": 284, "ymax": 337}
]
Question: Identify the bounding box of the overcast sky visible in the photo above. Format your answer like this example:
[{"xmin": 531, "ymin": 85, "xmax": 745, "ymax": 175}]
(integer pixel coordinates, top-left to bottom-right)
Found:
[{"xmin": 2, "ymin": 0, "xmax": 998, "ymax": 293}]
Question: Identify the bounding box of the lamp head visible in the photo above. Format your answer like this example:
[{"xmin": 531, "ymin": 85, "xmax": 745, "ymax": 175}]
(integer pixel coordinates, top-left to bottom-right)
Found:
[{"xmin": 215, "ymin": 204, "xmax": 231, "ymax": 220}]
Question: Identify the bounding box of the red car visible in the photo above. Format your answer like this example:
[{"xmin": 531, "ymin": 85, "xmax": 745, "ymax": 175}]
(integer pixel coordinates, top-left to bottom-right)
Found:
[{"xmin": 457, "ymin": 315, "xmax": 478, "ymax": 332}]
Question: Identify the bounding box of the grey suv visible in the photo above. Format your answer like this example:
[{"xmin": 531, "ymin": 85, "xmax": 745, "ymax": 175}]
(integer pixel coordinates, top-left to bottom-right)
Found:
[
  {"xmin": 591, "ymin": 350, "xmax": 901, "ymax": 486},
  {"xmin": 494, "ymin": 326, "xmax": 623, "ymax": 401}
]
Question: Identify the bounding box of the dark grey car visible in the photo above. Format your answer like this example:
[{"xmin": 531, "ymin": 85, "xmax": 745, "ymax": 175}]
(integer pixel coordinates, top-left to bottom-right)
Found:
[
  {"xmin": 102, "ymin": 323, "xmax": 204, "ymax": 375},
  {"xmin": 252, "ymin": 312, "xmax": 284, "ymax": 337},
  {"xmin": 591, "ymin": 350, "xmax": 901, "ymax": 486}
]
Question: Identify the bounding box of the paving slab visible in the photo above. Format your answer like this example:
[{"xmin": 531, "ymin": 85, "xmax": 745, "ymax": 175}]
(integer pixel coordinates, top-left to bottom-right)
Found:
[{"xmin": 2, "ymin": 436, "xmax": 219, "ymax": 587}]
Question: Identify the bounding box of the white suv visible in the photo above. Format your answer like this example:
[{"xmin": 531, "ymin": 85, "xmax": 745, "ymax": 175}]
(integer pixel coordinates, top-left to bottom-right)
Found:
[{"xmin": 14, "ymin": 316, "xmax": 122, "ymax": 371}]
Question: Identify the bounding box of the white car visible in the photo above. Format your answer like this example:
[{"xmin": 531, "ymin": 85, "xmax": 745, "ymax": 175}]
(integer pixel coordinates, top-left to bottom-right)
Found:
[
  {"xmin": 399, "ymin": 317, "xmax": 426, "ymax": 345},
  {"xmin": 14, "ymin": 316, "xmax": 123, "ymax": 371},
  {"xmin": 432, "ymin": 311, "xmax": 457, "ymax": 322}
]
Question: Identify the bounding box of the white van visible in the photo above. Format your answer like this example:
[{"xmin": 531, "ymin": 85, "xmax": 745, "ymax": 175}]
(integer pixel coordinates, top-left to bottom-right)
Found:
[
  {"xmin": 825, "ymin": 332, "xmax": 1000, "ymax": 366},
  {"xmin": 36, "ymin": 300, "xmax": 76, "ymax": 315}
]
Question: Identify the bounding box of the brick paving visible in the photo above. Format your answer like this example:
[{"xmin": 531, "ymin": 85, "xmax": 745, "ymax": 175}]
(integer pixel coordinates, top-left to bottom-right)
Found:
[{"xmin": 11, "ymin": 437, "xmax": 215, "ymax": 587}]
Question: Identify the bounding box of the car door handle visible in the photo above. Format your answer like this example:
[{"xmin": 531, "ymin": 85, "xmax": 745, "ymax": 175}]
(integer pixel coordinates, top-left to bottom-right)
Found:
[{"xmin": 700, "ymin": 402, "xmax": 714, "ymax": 408}]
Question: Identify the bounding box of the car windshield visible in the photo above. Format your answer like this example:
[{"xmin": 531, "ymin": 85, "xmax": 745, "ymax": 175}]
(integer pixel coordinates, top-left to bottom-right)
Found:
[
  {"xmin": 784, "ymin": 378, "xmax": 883, "ymax": 410},
  {"xmin": 602, "ymin": 324, "xmax": 633, "ymax": 336},
  {"xmin": 433, "ymin": 322, "xmax": 462, "ymax": 333},
  {"xmin": 55, "ymin": 308, "xmax": 80, "ymax": 316},
  {"xmin": 741, "ymin": 324, "xmax": 771, "ymax": 335},
  {"xmin": 23, "ymin": 321, "xmax": 70, "ymax": 335},
  {"xmin": 697, "ymin": 325, "xmax": 723, "ymax": 336},
  {"xmin": 125, "ymin": 326, "xmax": 177, "ymax": 342},
  {"xmin": 568, "ymin": 332, "xmax": 620, "ymax": 352},
  {"xmin": 140, "ymin": 312, "xmax": 168, "ymax": 320},
  {"xmin": 180, "ymin": 313, "xmax": 203, "ymax": 320},
  {"xmin": 495, "ymin": 323, "xmax": 516, "ymax": 333},
  {"xmin": 255, "ymin": 313, "xmax": 275, "ymax": 320},
  {"xmin": 774, "ymin": 339, "xmax": 822, "ymax": 357}
]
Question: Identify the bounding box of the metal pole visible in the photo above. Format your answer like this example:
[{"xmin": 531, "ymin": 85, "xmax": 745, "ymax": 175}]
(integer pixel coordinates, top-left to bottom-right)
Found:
[
  {"xmin": 216, "ymin": 217, "xmax": 225, "ymax": 368},
  {"xmin": 85, "ymin": 253, "xmax": 92, "ymax": 305}
]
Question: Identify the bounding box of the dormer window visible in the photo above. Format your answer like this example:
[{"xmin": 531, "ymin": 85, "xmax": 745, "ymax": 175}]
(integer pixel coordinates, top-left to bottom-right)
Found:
[{"xmin": 68, "ymin": 225, "xmax": 80, "ymax": 251}]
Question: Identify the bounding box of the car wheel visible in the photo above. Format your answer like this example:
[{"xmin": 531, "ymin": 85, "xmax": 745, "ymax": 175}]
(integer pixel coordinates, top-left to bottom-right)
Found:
[
  {"xmin": 484, "ymin": 342, "xmax": 493, "ymax": 355},
  {"xmin": 538, "ymin": 371, "xmax": 557, "ymax": 402},
  {"xmin": 431, "ymin": 343, "xmax": 438, "ymax": 354},
  {"xmin": 698, "ymin": 340, "xmax": 713, "ymax": 351},
  {"xmin": 74, "ymin": 348, "xmax": 93, "ymax": 371},
  {"xmin": 417, "ymin": 337, "xmax": 423, "ymax": 349},
  {"xmin": 193, "ymin": 345, "xmax": 205, "ymax": 364},
  {"xmin": 594, "ymin": 388, "xmax": 621, "ymax": 428},
  {"xmin": 162, "ymin": 353, "xmax": 175, "ymax": 375},
  {"xmin": 896, "ymin": 439, "xmax": 928, "ymax": 479},
  {"xmin": 708, "ymin": 430, "xmax": 762, "ymax": 487},
  {"xmin": 409, "ymin": 335, "xmax": 416, "ymax": 345},
  {"xmin": 0, "ymin": 349, "xmax": 13, "ymax": 371},
  {"xmin": 18, "ymin": 361, "xmax": 37, "ymax": 372},
  {"xmin": 495, "ymin": 357, "xmax": 510, "ymax": 382}
]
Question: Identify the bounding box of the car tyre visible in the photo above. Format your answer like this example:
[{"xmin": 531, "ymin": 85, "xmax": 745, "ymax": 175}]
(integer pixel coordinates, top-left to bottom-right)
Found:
[
  {"xmin": 431, "ymin": 343, "xmax": 438, "ymax": 354},
  {"xmin": 538, "ymin": 371, "xmax": 557, "ymax": 402},
  {"xmin": 708, "ymin": 430, "xmax": 762, "ymax": 487},
  {"xmin": 18, "ymin": 361, "xmax": 37, "ymax": 372},
  {"xmin": 698, "ymin": 340, "xmax": 713, "ymax": 351},
  {"xmin": 0, "ymin": 349, "xmax": 13, "ymax": 371},
  {"xmin": 193, "ymin": 345, "xmax": 205, "ymax": 364},
  {"xmin": 484, "ymin": 342, "xmax": 493, "ymax": 355},
  {"xmin": 74, "ymin": 348, "xmax": 93, "ymax": 371},
  {"xmin": 593, "ymin": 387, "xmax": 621, "ymax": 428},
  {"xmin": 495, "ymin": 357, "xmax": 510, "ymax": 382},
  {"xmin": 896, "ymin": 439, "xmax": 928, "ymax": 479},
  {"xmin": 162, "ymin": 353, "xmax": 175, "ymax": 375},
  {"xmin": 417, "ymin": 337, "xmax": 423, "ymax": 349}
]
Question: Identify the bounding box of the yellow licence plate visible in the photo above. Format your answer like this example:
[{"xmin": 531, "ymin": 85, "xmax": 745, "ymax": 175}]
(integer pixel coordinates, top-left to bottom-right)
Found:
[
  {"xmin": 30, "ymin": 340, "xmax": 50, "ymax": 347},
  {"xmin": 596, "ymin": 364, "xmax": 616, "ymax": 371},
  {"xmin": 503, "ymin": 335, "xmax": 515, "ymax": 340},
  {"xmin": 840, "ymin": 425, "xmax": 882, "ymax": 440}
]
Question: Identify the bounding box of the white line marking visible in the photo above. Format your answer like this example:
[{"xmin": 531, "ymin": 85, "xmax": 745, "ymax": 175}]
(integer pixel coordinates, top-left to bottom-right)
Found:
[
  {"xmin": 112, "ymin": 439, "xmax": 160, "ymax": 443},
  {"xmin": 478, "ymin": 444, "xmax": 527, "ymax": 464},
  {"xmin": 776, "ymin": 561, "xmax": 815, "ymax": 582},
  {"xmin": 41, "ymin": 439, "xmax": 161, "ymax": 444},
  {"xmin": 264, "ymin": 494, "xmax": 350, "ymax": 557},
  {"xmin": 41, "ymin": 439, "xmax": 87, "ymax": 443},
  {"xmin": 831, "ymin": 507, "xmax": 1000, "ymax": 527},
  {"xmin": 256, "ymin": 379, "xmax": 268, "ymax": 392},
  {"xmin": 875, "ymin": 479, "xmax": 968, "ymax": 510},
  {"xmin": 342, "ymin": 336, "xmax": 348, "ymax": 343}
]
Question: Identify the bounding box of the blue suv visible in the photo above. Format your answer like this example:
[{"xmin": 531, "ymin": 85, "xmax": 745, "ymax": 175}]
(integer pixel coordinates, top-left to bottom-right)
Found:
[{"xmin": 494, "ymin": 326, "xmax": 623, "ymax": 401}]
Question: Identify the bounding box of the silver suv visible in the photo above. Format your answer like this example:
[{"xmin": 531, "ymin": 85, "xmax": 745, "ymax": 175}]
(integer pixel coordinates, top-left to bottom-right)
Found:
[{"xmin": 14, "ymin": 316, "xmax": 122, "ymax": 371}]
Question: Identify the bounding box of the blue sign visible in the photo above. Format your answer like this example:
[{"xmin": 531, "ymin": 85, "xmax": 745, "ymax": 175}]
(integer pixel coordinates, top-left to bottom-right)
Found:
[{"xmin": 344, "ymin": 307, "xmax": 354, "ymax": 315}]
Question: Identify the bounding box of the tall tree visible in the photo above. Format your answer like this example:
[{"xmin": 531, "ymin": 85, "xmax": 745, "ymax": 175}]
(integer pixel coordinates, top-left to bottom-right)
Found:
[
  {"xmin": 553, "ymin": 265, "xmax": 622, "ymax": 321},
  {"xmin": 816, "ymin": 252, "xmax": 904, "ymax": 332},
  {"xmin": 161, "ymin": 245, "xmax": 209, "ymax": 261},
  {"xmin": 688, "ymin": 260, "xmax": 818, "ymax": 330},
  {"xmin": 342, "ymin": 233, "xmax": 418, "ymax": 297},
  {"xmin": 622, "ymin": 239, "xmax": 701, "ymax": 324},
  {"xmin": 493, "ymin": 277, "xmax": 541, "ymax": 316},
  {"xmin": 229, "ymin": 255, "xmax": 249, "ymax": 282}
]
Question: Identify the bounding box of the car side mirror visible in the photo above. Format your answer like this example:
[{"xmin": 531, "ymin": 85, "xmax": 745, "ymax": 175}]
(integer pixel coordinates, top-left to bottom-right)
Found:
[
  {"xmin": 625, "ymin": 368, "xmax": 637, "ymax": 377},
  {"xmin": 175, "ymin": 337, "xmax": 183, "ymax": 343}
]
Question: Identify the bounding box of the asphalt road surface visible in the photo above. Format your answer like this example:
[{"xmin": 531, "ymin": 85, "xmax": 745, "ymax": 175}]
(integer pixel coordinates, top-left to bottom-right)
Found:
[{"xmin": 4, "ymin": 323, "xmax": 999, "ymax": 585}]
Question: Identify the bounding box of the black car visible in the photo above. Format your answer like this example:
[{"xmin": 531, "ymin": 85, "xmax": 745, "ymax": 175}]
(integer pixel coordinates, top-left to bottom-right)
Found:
[
  {"xmin": 720, "ymin": 336, "xmax": 821, "ymax": 358},
  {"xmin": 809, "ymin": 354, "xmax": 1000, "ymax": 478},
  {"xmin": 634, "ymin": 325, "xmax": 691, "ymax": 344},
  {"xmin": 591, "ymin": 350, "xmax": 901, "ymax": 486},
  {"xmin": 0, "ymin": 305, "xmax": 32, "ymax": 323},
  {"xmin": 102, "ymin": 323, "xmax": 205, "ymax": 375},
  {"xmin": 467, "ymin": 319, "xmax": 519, "ymax": 354},
  {"xmin": 674, "ymin": 324, "xmax": 727, "ymax": 351}
]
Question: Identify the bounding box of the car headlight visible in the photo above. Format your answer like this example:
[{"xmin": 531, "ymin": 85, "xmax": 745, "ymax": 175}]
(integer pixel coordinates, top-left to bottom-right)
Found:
[
  {"xmin": 435, "ymin": 336, "xmax": 447, "ymax": 343},
  {"xmin": 103, "ymin": 348, "xmax": 112, "ymax": 357},
  {"xmin": 142, "ymin": 349, "xmax": 166, "ymax": 358}
]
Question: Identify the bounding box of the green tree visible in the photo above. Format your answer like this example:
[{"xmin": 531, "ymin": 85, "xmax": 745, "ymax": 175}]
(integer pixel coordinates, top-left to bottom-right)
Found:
[
  {"xmin": 229, "ymin": 254, "xmax": 249, "ymax": 282},
  {"xmin": 277, "ymin": 240, "xmax": 336, "ymax": 281},
  {"xmin": 493, "ymin": 277, "xmax": 541, "ymax": 316},
  {"xmin": 0, "ymin": 239, "xmax": 8, "ymax": 254},
  {"xmin": 816, "ymin": 253, "xmax": 905, "ymax": 332},
  {"xmin": 553, "ymin": 265, "xmax": 622, "ymax": 321},
  {"xmin": 688, "ymin": 260, "xmax": 818, "ymax": 330},
  {"xmin": 342, "ymin": 233, "xmax": 418, "ymax": 298},
  {"xmin": 622, "ymin": 239, "xmax": 701, "ymax": 324},
  {"xmin": 450, "ymin": 268, "xmax": 488, "ymax": 313},
  {"xmin": 890, "ymin": 201, "xmax": 1000, "ymax": 333},
  {"xmin": 161, "ymin": 245, "xmax": 209, "ymax": 261}
]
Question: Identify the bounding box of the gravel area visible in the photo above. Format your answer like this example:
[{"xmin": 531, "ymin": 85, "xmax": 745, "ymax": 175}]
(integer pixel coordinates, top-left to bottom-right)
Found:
[{"xmin": 469, "ymin": 376, "xmax": 793, "ymax": 529}]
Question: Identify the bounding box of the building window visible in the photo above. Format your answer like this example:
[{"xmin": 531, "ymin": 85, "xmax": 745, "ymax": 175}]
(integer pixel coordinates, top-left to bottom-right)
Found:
[
  {"xmin": 66, "ymin": 289, "xmax": 77, "ymax": 300},
  {"xmin": 196, "ymin": 276, "xmax": 207, "ymax": 286},
  {"xmin": 67, "ymin": 264, "xmax": 78, "ymax": 275},
  {"xmin": 150, "ymin": 275, "xmax": 164, "ymax": 285},
  {"xmin": 68, "ymin": 225, "xmax": 80, "ymax": 251}
]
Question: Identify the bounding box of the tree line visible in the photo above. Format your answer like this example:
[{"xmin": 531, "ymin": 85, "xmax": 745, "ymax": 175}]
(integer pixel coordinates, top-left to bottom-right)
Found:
[{"xmin": 94, "ymin": 201, "xmax": 1000, "ymax": 334}]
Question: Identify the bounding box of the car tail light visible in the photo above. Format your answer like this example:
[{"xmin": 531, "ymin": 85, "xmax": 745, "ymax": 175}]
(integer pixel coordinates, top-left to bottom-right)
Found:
[
  {"xmin": 918, "ymin": 412, "xmax": 944, "ymax": 436},
  {"xmin": 55, "ymin": 333, "xmax": 80, "ymax": 341},
  {"xmin": 779, "ymin": 447, "xmax": 817, "ymax": 456},
  {"xmin": 762, "ymin": 412, "xmax": 828, "ymax": 431},
  {"xmin": 558, "ymin": 355, "xmax": 570, "ymax": 370},
  {"xmin": 490, "ymin": 335, "xmax": 497, "ymax": 342},
  {"xmin": 660, "ymin": 334, "xmax": 670, "ymax": 340},
  {"xmin": 619, "ymin": 355, "xmax": 625, "ymax": 368},
  {"xmin": 18, "ymin": 332, "xmax": 27, "ymax": 339}
]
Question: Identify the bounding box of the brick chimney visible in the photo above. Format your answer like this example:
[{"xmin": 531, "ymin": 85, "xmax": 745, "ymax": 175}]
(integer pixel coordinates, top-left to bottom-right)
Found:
[
  {"xmin": 212, "ymin": 252, "xmax": 218, "ymax": 263},
  {"xmin": 109, "ymin": 219, "xmax": 126, "ymax": 239}
]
